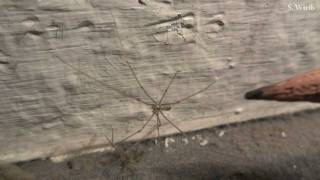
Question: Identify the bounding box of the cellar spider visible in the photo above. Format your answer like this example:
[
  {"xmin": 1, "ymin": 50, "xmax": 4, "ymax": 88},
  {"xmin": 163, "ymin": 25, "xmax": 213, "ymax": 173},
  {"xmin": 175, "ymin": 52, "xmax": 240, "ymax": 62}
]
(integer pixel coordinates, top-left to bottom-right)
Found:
[
  {"xmin": 54, "ymin": 55, "xmax": 216, "ymax": 143},
  {"xmin": 121, "ymin": 62, "xmax": 217, "ymax": 142}
]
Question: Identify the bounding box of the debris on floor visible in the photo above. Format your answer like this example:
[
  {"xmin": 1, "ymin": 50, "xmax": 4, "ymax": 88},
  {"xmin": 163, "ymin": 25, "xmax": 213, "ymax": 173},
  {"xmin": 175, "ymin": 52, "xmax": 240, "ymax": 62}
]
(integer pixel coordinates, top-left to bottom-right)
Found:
[
  {"xmin": 164, "ymin": 137, "xmax": 175, "ymax": 148},
  {"xmin": 218, "ymin": 130, "xmax": 225, "ymax": 137},
  {"xmin": 181, "ymin": 138, "xmax": 189, "ymax": 145}
]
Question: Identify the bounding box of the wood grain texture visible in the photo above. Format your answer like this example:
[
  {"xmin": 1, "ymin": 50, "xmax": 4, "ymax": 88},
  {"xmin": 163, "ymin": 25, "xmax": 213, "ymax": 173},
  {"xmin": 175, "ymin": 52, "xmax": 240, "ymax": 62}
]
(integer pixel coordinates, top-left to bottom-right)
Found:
[{"xmin": 0, "ymin": 0, "xmax": 320, "ymax": 163}]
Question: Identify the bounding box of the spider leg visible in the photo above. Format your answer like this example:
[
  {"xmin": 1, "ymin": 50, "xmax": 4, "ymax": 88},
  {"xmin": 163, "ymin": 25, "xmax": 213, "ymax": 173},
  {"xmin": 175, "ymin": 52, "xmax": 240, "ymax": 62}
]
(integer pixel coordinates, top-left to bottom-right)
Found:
[
  {"xmin": 126, "ymin": 61, "xmax": 158, "ymax": 104},
  {"xmin": 159, "ymin": 111, "xmax": 184, "ymax": 134},
  {"xmin": 156, "ymin": 113, "xmax": 161, "ymax": 139},
  {"xmin": 120, "ymin": 113, "xmax": 155, "ymax": 143},
  {"xmin": 104, "ymin": 135, "xmax": 116, "ymax": 149},
  {"xmin": 167, "ymin": 80, "xmax": 217, "ymax": 106},
  {"xmin": 104, "ymin": 129, "xmax": 127, "ymax": 157},
  {"xmin": 156, "ymin": 113, "xmax": 165, "ymax": 150},
  {"xmin": 54, "ymin": 55, "xmax": 151, "ymax": 106},
  {"xmin": 158, "ymin": 71, "xmax": 179, "ymax": 105}
]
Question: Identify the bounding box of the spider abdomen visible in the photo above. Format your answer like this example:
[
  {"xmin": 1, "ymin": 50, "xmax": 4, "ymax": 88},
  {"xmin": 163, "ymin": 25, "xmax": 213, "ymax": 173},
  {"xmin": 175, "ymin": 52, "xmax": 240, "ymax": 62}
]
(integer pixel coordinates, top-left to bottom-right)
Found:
[{"xmin": 152, "ymin": 104, "xmax": 172, "ymax": 113}]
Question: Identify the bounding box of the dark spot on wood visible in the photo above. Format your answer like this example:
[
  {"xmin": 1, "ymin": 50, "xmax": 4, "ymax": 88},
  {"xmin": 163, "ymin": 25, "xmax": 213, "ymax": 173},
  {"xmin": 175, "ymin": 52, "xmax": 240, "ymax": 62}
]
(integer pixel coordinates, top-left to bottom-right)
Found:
[
  {"xmin": 138, "ymin": 0, "xmax": 147, "ymax": 5},
  {"xmin": 160, "ymin": 0, "xmax": 172, "ymax": 4},
  {"xmin": 77, "ymin": 20, "xmax": 95, "ymax": 29},
  {"xmin": 182, "ymin": 23, "xmax": 194, "ymax": 29},
  {"xmin": 24, "ymin": 16, "xmax": 40, "ymax": 22},
  {"xmin": 0, "ymin": 61, "xmax": 9, "ymax": 65},
  {"xmin": 208, "ymin": 19, "xmax": 225, "ymax": 27},
  {"xmin": 67, "ymin": 161, "xmax": 73, "ymax": 169},
  {"xmin": 27, "ymin": 30, "xmax": 44, "ymax": 36}
]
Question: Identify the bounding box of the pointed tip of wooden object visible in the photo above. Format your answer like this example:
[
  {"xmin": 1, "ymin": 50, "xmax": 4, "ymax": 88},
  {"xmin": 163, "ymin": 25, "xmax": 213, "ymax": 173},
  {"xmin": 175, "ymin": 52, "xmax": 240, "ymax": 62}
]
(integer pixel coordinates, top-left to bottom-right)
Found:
[
  {"xmin": 244, "ymin": 88, "xmax": 264, "ymax": 100},
  {"xmin": 244, "ymin": 69, "xmax": 320, "ymax": 102}
]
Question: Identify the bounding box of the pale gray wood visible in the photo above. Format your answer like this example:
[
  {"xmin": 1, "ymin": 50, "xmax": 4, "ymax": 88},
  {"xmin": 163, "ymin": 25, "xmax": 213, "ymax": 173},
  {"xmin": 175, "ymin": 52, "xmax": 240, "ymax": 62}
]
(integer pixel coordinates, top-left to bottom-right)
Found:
[{"xmin": 0, "ymin": 0, "xmax": 320, "ymax": 163}]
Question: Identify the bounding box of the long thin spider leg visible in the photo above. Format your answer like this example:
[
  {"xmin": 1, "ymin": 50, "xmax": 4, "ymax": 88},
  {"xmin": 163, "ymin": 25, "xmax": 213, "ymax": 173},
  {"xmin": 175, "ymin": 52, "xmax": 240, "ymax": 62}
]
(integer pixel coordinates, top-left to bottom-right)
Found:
[
  {"xmin": 54, "ymin": 55, "xmax": 151, "ymax": 106},
  {"xmin": 159, "ymin": 111, "xmax": 184, "ymax": 133},
  {"xmin": 104, "ymin": 135, "xmax": 116, "ymax": 149},
  {"xmin": 167, "ymin": 80, "xmax": 217, "ymax": 106},
  {"xmin": 156, "ymin": 113, "xmax": 164, "ymax": 150},
  {"xmin": 120, "ymin": 113, "xmax": 155, "ymax": 143},
  {"xmin": 104, "ymin": 130, "xmax": 127, "ymax": 156},
  {"xmin": 156, "ymin": 113, "xmax": 161, "ymax": 140},
  {"xmin": 104, "ymin": 128, "xmax": 133, "ymax": 154},
  {"xmin": 126, "ymin": 61, "xmax": 158, "ymax": 104},
  {"xmin": 125, "ymin": 123, "xmax": 163, "ymax": 151},
  {"xmin": 158, "ymin": 71, "xmax": 179, "ymax": 105}
]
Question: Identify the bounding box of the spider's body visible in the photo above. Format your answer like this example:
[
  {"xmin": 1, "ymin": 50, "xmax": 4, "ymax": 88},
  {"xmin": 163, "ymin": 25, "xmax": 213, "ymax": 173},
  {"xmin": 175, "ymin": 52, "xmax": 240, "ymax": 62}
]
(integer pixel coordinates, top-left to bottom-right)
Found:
[{"xmin": 152, "ymin": 104, "xmax": 172, "ymax": 113}]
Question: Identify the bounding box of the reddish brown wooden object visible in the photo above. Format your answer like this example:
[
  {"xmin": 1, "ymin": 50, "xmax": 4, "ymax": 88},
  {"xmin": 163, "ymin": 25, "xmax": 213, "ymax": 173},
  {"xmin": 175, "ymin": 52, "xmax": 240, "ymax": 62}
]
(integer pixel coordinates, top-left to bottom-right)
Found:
[{"xmin": 245, "ymin": 69, "xmax": 320, "ymax": 102}]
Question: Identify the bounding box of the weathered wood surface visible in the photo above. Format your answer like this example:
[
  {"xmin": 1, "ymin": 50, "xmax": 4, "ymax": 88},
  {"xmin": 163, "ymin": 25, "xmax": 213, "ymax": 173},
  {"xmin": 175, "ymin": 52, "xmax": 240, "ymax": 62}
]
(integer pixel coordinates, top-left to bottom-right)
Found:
[{"xmin": 0, "ymin": 0, "xmax": 320, "ymax": 163}]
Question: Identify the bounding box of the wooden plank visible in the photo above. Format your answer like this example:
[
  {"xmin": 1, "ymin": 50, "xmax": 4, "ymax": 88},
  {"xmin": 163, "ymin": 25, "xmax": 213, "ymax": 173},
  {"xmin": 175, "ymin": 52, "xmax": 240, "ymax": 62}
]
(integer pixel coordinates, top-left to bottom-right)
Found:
[{"xmin": 0, "ymin": 0, "xmax": 320, "ymax": 163}]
